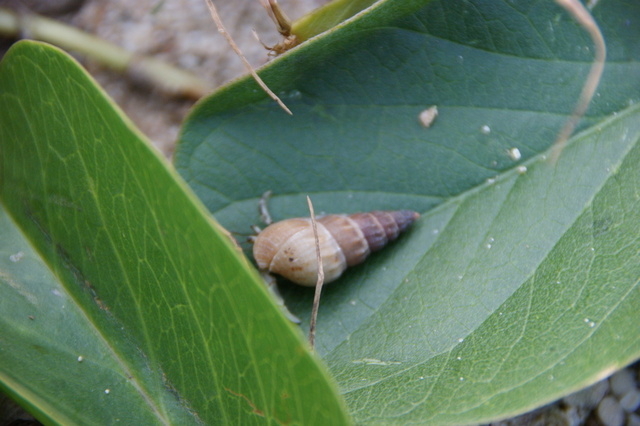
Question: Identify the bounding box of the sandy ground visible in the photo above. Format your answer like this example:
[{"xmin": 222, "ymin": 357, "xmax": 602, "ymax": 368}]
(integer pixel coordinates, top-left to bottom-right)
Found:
[{"xmin": 47, "ymin": 0, "xmax": 326, "ymax": 156}]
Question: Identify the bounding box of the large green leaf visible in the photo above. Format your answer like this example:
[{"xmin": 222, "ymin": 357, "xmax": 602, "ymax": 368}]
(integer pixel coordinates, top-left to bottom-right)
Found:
[
  {"xmin": 175, "ymin": 0, "xmax": 640, "ymax": 423},
  {"xmin": 0, "ymin": 207, "xmax": 196, "ymax": 424},
  {"xmin": 0, "ymin": 41, "xmax": 349, "ymax": 424}
]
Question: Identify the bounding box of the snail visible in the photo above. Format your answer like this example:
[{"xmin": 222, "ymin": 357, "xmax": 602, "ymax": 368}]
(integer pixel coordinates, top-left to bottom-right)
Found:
[{"xmin": 253, "ymin": 209, "xmax": 420, "ymax": 287}]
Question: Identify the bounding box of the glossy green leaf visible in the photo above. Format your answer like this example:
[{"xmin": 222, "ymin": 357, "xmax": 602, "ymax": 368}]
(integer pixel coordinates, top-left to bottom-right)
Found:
[
  {"xmin": 0, "ymin": 41, "xmax": 349, "ymax": 424},
  {"xmin": 175, "ymin": 0, "xmax": 640, "ymax": 423},
  {"xmin": 0, "ymin": 207, "xmax": 195, "ymax": 424}
]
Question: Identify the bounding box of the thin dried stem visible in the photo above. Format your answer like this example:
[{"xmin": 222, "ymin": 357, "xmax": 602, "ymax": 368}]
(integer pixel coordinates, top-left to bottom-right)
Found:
[
  {"xmin": 204, "ymin": 0, "xmax": 292, "ymax": 115},
  {"xmin": 259, "ymin": 0, "xmax": 293, "ymax": 36},
  {"xmin": 307, "ymin": 195, "xmax": 324, "ymax": 349},
  {"xmin": 0, "ymin": 6, "xmax": 211, "ymax": 99},
  {"xmin": 550, "ymin": 0, "xmax": 606, "ymax": 162}
]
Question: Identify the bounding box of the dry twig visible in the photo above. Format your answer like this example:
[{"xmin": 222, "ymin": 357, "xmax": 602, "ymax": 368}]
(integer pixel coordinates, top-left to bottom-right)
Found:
[
  {"xmin": 551, "ymin": 0, "xmax": 606, "ymax": 162},
  {"xmin": 0, "ymin": 6, "xmax": 211, "ymax": 99},
  {"xmin": 307, "ymin": 195, "xmax": 324, "ymax": 349},
  {"xmin": 204, "ymin": 0, "xmax": 292, "ymax": 115}
]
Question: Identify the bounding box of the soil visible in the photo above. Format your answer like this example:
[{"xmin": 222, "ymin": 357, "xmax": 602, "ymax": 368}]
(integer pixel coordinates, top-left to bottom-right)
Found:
[{"xmin": 0, "ymin": 0, "xmax": 327, "ymax": 156}]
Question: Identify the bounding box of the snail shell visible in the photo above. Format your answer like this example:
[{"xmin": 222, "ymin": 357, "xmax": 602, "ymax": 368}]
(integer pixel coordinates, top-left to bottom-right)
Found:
[{"xmin": 253, "ymin": 210, "xmax": 420, "ymax": 286}]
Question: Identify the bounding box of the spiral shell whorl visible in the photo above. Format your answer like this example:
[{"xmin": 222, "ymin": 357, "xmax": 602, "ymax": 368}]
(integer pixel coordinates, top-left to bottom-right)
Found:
[
  {"xmin": 348, "ymin": 210, "xmax": 420, "ymax": 253},
  {"xmin": 253, "ymin": 210, "xmax": 420, "ymax": 286},
  {"xmin": 253, "ymin": 218, "xmax": 348, "ymax": 286}
]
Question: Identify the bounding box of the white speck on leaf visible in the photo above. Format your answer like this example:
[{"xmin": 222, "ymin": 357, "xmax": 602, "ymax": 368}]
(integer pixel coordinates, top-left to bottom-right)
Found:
[
  {"xmin": 9, "ymin": 251, "xmax": 24, "ymax": 262},
  {"xmin": 507, "ymin": 147, "xmax": 522, "ymax": 161},
  {"xmin": 481, "ymin": 125, "xmax": 491, "ymax": 134},
  {"xmin": 418, "ymin": 106, "xmax": 438, "ymax": 128}
]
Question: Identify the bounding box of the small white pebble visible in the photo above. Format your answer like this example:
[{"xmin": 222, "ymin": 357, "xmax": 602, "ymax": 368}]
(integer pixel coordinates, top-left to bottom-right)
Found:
[
  {"xmin": 481, "ymin": 125, "xmax": 491, "ymax": 134},
  {"xmin": 597, "ymin": 396, "xmax": 624, "ymax": 426},
  {"xmin": 418, "ymin": 106, "xmax": 438, "ymax": 128},
  {"xmin": 563, "ymin": 380, "xmax": 609, "ymax": 407},
  {"xmin": 620, "ymin": 389, "xmax": 640, "ymax": 413},
  {"xmin": 507, "ymin": 147, "xmax": 522, "ymax": 161},
  {"xmin": 610, "ymin": 369, "xmax": 635, "ymax": 397}
]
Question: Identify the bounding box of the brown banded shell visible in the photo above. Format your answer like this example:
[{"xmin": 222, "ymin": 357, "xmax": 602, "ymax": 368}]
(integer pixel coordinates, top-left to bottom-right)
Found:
[{"xmin": 253, "ymin": 210, "xmax": 420, "ymax": 286}]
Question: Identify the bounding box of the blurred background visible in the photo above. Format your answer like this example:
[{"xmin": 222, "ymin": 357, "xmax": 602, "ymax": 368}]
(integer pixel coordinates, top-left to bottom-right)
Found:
[{"xmin": 0, "ymin": 0, "xmax": 328, "ymax": 155}]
